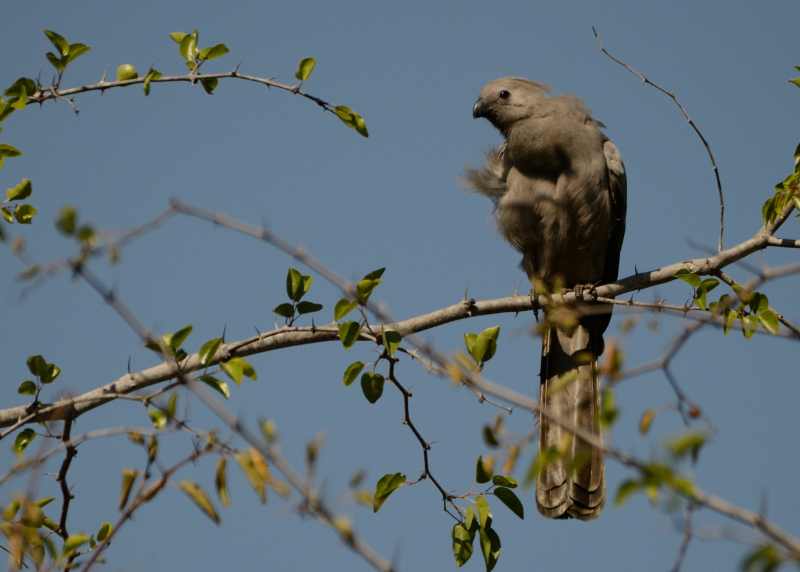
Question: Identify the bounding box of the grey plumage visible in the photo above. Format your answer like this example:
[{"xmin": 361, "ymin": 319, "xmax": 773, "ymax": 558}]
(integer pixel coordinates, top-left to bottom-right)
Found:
[{"xmin": 468, "ymin": 77, "xmax": 627, "ymax": 520}]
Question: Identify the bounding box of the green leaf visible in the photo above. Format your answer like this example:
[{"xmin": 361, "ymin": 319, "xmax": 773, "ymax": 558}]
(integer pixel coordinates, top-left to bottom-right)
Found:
[
  {"xmin": 333, "ymin": 105, "xmax": 369, "ymax": 138},
  {"xmin": 666, "ymin": 431, "xmax": 707, "ymax": 461},
  {"xmin": 0, "ymin": 143, "xmax": 22, "ymax": 169},
  {"xmin": 76, "ymin": 224, "xmax": 95, "ymax": 244},
  {"xmin": 179, "ymin": 30, "xmax": 199, "ymax": 63},
  {"xmin": 64, "ymin": 43, "xmax": 90, "ymax": 65},
  {"xmin": 741, "ymin": 314, "xmax": 758, "ymax": 339},
  {"xmin": 334, "ymin": 298, "xmax": 357, "ymax": 320},
  {"xmin": 674, "ymin": 269, "xmax": 701, "ymax": 288},
  {"xmin": 464, "ymin": 333, "xmax": 477, "ymax": 358},
  {"xmin": 694, "ymin": 278, "xmax": 720, "ymax": 310},
  {"xmin": 164, "ymin": 324, "xmax": 193, "ymax": 352},
  {"xmin": 757, "ymin": 308, "xmax": 780, "ymax": 334},
  {"xmin": 198, "ymin": 43, "xmax": 229, "ymax": 62},
  {"xmin": 143, "ymin": 67, "xmax": 162, "ymax": 96},
  {"xmin": 46, "ymin": 52, "xmax": 65, "ymax": 73},
  {"xmin": 14, "ymin": 204, "xmax": 36, "ymax": 224},
  {"xmin": 334, "ymin": 105, "xmax": 355, "ymax": 124},
  {"xmin": 115, "ymin": 64, "xmax": 138, "ymax": 81},
  {"xmin": 750, "ymin": 294, "xmax": 780, "ymax": 334},
  {"xmin": 482, "ymin": 424, "xmax": 499, "ymax": 448},
  {"xmin": 200, "ymin": 77, "xmax": 218, "ymax": 95},
  {"xmin": 476, "ymin": 456, "xmax": 493, "ymax": 484},
  {"xmin": 296, "ymin": 301, "xmax": 323, "ymax": 315},
  {"xmin": 0, "ymin": 99, "xmax": 14, "ymax": 123},
  {"xmin": 198, "ymin": 374, "xmax": 230, "ymax": 399},
  {"xmin": 169, "ymin": 32, "xmax": 188, "ymax": 44},
  {"xmin": 35, "ymin": 497, "xmax": 55, "ymax": 508},
  {"xmin": 639, "ymin": 409, "xmax": 656, "ymax": 434},
  {"xmin": 741, "ymin": 543, "xmax": 782, "ymax": 572},
  {"xmin": 63, "ymin": 533, "xmax": 91, "ymax": 555},
  {"xmin": 1, "ymin": 206, "xmax": 13, "ymax": 223},
  {"xmin": 356, "ymin": 278, "xmax": 381, "ymax": 304},
  {"xmin": 166, "ymin": 393, "xmax": 178, "ymax": 420},
  {"xmin": 761, "ymin": 196, "xmax": 777, "ymax": 225},
  {"xmin": 372, "ymin": 472, "xmax": 405, "ymax": 512},
  {"xmin": 470, "ymin": 326, "xmax": 500, "ymax": 365},
  {"xmin": 5, "ymin": 178, "xmax": 32, "ymax": 201},
  {"xmin": 96, "ymin": 521, "xmax": 112, "ymax": 542},
  {"xmin": 475, "ymin": 494, "xmax": 491, "ymax": 529},
  {"xmin": 478, "ymin": 525, "xmax": 501, "ymax": 571},
  {"xmin": 338, "ymin": 321, "xmax": 360, "ymax": 348},
  {"xmin": 273, "ymin": 302, "xmax": 295, "ymax": 319},
  {"xmin": 4, "ymin": 78, "xmax": 36, "ymax": 110},
  {"xmin": 494, "ymin": 487, "xmax": 524, "ymax": 519},
  {"xmin": 363, "ymin": 267, "xmax": 385, "ymax": 280},
  {"xmin": 55, "ymin": 206, "xmax": 77, "ymax": 235},
  {"xmin": 17, "ymin": 380, "xmax": 36, "ymax": 395},
  {"xmin": 286, "ymin": 267, "xmax": 310, "ymax": 301},
  {"xmin": 215, "ymin": 457, "xmax": 230, "ymax": 507},
  {"xmin": 452, "ymin": 522, "xmax": 475, "ymax": 567},
  {"xmin": 198, "ymin": 337, "xmax": 223, "ymax": 366},
  {"xmin": 342, "ymin": 361, "xmax": 364, "ymax": 386},
  {"xmin": 353, "ymin": 114, "xmax": 369, "ymax": 137},
  {"xmin": 179, "ymin": 480, "xmax": 220, "ymax": 524},
  {"xmin": 148, "ymin": 408, "xmax": 167, "ymax": 430},
  {"xmin": 221, "ymin": 357, "xmax": 257, "ymax": 384},
  {"xmin": 491, "ymin": 475, "xmax": 517, "ymax": 488},
  {"xmin": 360, "ymin": 372, "xmax": 384, "ymax": 403},
  {"xmin": 13, "ymin": 428, "xmax": 35, "ymax": 455},
  {"xmin": 295, "ymin": 57, "xmax": 316, "ymax": 81},
  {"xmin": 791, "ymin": 78, "xmax": 800, "ymax": 89},
  {"xmin": 119, "ymin": 469, "xmax": 139, "ymax": 510},
  {"xmin": 44, "ymin": 30, "xmax": 69, "ymax": 56},
  {"xmin": 600, "ymin": 387, "xmax": 618, "ymax": 428},
  {"xmin": 382, "ymin": 330, "xmax": 402, "ymax": 357},
  {"xmin": 26, "ymin": 354, "xmax": 60, "ymax": 384},
  {"xmin": 614, "ymin": 479, "xmax": 641, "ymax": 506}
]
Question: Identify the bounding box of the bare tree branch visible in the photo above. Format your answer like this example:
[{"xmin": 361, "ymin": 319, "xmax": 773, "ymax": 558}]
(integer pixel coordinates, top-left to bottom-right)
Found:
[{"xmin": 592, "ymin": 26, "xmax": 726, "ymax": 252}]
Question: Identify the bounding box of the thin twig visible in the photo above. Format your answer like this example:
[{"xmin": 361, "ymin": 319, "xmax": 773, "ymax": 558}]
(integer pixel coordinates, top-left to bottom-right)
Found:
[
  {"xmin": 385, "ymin": 355, "xmax": 463, "ymax": 522},
  {"xmin": 593, "ymin": 26, "xmax": 726, "ymax": 252},
  {"xmin": 671, "ymin": 503, "xmax": 696, "ymax": 572},
  {"xmin": 27, "ymin": 70, "xmax": 340, "ymax": 118}
]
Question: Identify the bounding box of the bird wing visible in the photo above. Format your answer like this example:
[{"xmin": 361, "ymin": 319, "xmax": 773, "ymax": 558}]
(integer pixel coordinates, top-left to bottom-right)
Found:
[
  {"xmin": 463, "ymin": 144, "xmax": 509, "ymax": 205},
  {"xmin": 602, "ymin": 138, "xmax": 627, "ymax": 287}
]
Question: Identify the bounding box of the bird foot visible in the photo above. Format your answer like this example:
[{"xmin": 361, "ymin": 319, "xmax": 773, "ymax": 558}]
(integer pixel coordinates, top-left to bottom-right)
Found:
[
  {"xmin": 529, "ymin": 288, "xmax": 540, "ymax": 322},
  {"xmin": 571, "ymin": 283, "xmax": 599, "ymax": 302}
]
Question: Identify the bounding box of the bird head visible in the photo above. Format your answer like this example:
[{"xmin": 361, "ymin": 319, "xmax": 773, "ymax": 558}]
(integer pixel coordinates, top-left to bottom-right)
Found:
[{"xmin": 472, "ymin": 77, "xmax": 550, "ymax": 133}]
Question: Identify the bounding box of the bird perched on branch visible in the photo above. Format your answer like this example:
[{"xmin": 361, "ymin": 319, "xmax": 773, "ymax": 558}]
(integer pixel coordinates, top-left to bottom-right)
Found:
[{"xmin": 467, "ymin": 77, "xmax": 627, "ymax": 520}]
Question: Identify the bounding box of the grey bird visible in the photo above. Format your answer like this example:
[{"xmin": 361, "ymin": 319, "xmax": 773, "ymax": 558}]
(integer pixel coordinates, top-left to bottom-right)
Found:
[{"xmin": 467, "ymin": 77, "xmax": 626, "ymax": 520}]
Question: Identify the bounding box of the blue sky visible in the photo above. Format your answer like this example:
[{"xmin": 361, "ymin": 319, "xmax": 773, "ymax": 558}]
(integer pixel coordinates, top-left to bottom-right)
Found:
[{"xmin": 1, "ymin": 1, "xmax": 798, "ymax": 570}]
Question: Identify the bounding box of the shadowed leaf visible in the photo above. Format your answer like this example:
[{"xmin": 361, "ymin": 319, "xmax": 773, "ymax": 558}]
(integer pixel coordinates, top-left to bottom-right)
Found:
[
  {"xmin": 373, "ymin": 472, "xmax": 405, "ymax": 512},
  {"xmin": 179, "ymin": 480, "xmax": 220, "ymax": 524},
  {"xmin": 295, "ymin": 57, "xmax": 316, "ymax": 81}
]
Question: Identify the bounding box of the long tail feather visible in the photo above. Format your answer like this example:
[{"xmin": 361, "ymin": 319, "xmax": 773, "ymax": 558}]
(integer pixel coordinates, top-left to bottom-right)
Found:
[{"xmin": 536, "ymin": 326, "xmax": 605, "ymax": 520}]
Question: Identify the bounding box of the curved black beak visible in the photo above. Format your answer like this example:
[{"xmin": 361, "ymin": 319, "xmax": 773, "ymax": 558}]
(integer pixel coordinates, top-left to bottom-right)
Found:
[{"xmin": 472, "ymin": 98, "xmax": 486, "ymax": 119}]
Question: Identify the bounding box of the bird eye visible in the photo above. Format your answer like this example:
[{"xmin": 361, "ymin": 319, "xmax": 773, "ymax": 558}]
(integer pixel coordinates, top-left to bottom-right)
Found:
[{"xmin": 498, "ymin": 89, "xmax": 510, "ymax": 100}]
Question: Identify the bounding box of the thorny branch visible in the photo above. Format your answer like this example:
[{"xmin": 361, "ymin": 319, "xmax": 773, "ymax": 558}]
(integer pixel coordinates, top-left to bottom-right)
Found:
[
  {"xmin": 26, "ymin": 70, "xmax": 343, "ymax": 120},
  {"xmin": 593, "ymin": 26, "xmax": 726, "ymax": 252},
  {"xmin": 42, "ymin": 199, "xmax": 799, "ymax": 559},
  {"xmin": 55, "ymin": 418, "xmax": 78, "ymax": 571},
  {"xmin": 67, "ymin": 265, "xmax": 396, "ymax": 572},
  {"xmin": 384, "ymin": 355, "xmax": 463, "ymax": 521}
]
